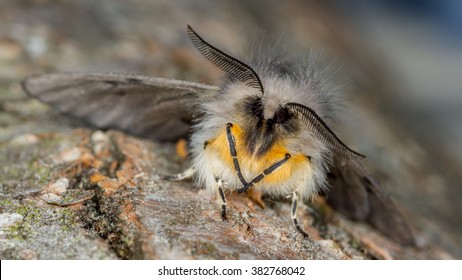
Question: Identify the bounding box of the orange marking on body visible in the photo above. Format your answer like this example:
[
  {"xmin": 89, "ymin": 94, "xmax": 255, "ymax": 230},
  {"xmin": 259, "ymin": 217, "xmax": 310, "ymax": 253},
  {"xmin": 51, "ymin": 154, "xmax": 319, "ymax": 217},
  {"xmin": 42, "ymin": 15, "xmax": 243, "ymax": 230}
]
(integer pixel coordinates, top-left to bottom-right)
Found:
[
  {"xmin": 207, "ymin": 124, "xmax": 310, "ymax": 185},
  {"xmin": 176, "ymin": 138, "xmax": 189, "ymax": 159}
]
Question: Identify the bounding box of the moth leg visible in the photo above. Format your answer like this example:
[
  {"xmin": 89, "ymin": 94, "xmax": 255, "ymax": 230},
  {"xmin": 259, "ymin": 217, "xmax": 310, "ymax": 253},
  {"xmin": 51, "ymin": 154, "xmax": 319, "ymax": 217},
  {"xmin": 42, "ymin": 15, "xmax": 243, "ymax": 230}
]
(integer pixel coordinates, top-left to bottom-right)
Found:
[
  {"xmin": 238, "ymin": 153, "xmax": 291, "ymax": 193},
  {"xmin": 226, "ymin": 123, "xmax": 248, "ymax": 186},
  {"xmin": 291, "ymin": 191, "xmax": 309, "ymax": 238},
  {"xmin": 161, "ymin": 167, "xmax": 195, "ymax": 181},
  {"xmin": 215, "ymin": 176, "xmax": 228, "ymax": 221}
]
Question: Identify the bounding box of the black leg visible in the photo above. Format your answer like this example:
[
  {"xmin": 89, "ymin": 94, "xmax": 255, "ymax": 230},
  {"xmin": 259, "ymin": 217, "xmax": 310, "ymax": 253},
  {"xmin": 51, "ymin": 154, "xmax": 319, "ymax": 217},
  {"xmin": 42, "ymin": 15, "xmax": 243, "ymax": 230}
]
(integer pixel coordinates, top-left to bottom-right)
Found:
[
  {"xmin": 238, "ymin": 153, "xmax": 291, "ymax": 193},
  {"xmin": 226, "ymin": 123, "xmax": 292, "ymax": 193},
  {"xmin": 292, "ymin": 191, "xmax": 309, "ymax": 238},
  {"xmin": 216, "ymin": 177, "xmax": 228, "ymax": 221},
  {"xmin": 226, "ymin": 123, "xmax": 248, "ymax": 186}
]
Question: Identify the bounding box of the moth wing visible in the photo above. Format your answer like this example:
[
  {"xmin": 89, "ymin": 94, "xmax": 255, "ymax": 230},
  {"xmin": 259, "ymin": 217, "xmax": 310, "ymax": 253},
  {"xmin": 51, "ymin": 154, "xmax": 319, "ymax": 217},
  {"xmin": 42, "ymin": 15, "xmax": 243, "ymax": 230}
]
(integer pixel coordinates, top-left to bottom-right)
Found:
[
  {"xmin": 326, "ymin": 157, "xmax": 416, "ymax": 246},
  {"xmin": 21, "ymin": 73, "xmax": 220, "ymax": 141}
]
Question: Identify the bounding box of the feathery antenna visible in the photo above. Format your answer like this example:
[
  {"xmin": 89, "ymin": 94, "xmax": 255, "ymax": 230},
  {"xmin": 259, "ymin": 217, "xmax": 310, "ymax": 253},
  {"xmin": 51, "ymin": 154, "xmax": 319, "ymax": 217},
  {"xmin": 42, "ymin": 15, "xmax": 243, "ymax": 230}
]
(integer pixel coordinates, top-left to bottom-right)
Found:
[
  {"xmin": 286, "ymin": 102, "xmax": 365, "ymax": 160},
  {"xmin": 187, "ymin": 25, "xmax": 264, "ymax": 94}
]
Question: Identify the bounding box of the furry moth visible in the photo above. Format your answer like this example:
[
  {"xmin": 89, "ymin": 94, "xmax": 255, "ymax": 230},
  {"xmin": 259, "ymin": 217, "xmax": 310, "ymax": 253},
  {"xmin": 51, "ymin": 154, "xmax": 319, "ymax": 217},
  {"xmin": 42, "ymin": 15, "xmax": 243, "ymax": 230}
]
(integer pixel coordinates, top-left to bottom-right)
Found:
[{"xmin": 21, "ymin": 25, "xmax": 415, "ymax": 245}]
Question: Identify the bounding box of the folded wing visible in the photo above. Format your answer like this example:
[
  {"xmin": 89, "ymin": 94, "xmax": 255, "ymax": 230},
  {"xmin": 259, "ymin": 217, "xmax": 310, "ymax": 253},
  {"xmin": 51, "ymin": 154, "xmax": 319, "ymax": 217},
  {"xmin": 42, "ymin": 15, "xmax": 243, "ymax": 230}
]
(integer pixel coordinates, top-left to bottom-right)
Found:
[
  {"xmin": 22, "ymin": 73, "xmax": 219, "ymax": 141},
  {"xmin": 326, "ymin": 157, "xmax": 416, "ymax": 246}
]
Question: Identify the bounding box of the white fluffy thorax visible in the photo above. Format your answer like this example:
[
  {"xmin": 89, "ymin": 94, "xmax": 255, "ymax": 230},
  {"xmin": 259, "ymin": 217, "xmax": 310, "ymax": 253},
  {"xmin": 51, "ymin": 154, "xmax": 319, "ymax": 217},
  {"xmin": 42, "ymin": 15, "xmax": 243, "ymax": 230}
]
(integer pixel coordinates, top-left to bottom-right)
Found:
[{"xmin": 189, "ymin": 71, "xmax": 334, "ymax": 201}]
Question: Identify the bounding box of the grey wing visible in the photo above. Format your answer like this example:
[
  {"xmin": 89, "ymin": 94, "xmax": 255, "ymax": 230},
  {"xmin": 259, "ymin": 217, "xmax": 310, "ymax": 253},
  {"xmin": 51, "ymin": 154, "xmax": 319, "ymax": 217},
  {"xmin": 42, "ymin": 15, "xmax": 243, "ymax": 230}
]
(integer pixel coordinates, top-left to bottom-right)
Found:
[
  {"xmin": 326, "ymin": 157, "xmax": 416, "ymax": 246},
  {"xmin": 21, "ymin": 73, "xmax": 220, "ymax": 141}
]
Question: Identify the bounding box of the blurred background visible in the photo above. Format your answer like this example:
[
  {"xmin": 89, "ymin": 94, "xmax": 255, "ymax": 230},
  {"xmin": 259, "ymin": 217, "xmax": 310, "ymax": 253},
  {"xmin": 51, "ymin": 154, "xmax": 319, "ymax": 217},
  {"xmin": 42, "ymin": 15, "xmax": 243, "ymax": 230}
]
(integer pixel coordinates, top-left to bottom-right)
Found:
[{"xmin": 0, "ymin": 0, "xmax": 461, "ymax": 258}]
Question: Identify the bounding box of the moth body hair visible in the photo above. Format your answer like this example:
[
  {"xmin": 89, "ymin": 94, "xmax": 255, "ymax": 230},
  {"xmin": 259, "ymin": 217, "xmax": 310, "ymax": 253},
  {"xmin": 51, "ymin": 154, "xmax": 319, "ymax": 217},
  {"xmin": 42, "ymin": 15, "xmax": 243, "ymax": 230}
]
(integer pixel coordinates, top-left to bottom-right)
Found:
[{"xmin": 191, "ymin": 46, "xmax": 339, "ymax": 201}]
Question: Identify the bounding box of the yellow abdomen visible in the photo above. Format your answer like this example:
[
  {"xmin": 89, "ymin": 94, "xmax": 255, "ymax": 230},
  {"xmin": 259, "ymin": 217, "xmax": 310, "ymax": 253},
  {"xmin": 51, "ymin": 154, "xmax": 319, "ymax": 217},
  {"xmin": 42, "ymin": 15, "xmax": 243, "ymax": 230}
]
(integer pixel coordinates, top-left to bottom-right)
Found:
[{"xmin": 206, "ymin": 124, "xmax": 310, "ymax": 185}]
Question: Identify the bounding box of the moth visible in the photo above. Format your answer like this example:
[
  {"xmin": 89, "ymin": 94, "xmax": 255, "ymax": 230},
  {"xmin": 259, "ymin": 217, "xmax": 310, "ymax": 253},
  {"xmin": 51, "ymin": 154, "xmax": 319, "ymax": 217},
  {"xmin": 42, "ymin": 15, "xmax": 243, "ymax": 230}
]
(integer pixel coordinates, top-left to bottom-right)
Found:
[{"xmin": 21, "ymin": 25, "xmax": 415, "ymax": 245}]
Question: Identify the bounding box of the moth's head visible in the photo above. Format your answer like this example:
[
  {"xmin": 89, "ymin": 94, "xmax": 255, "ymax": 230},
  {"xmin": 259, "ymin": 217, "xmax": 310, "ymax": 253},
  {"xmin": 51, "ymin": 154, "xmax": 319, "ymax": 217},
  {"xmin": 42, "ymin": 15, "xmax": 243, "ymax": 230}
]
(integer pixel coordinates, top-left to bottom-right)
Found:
[
  {"xmin": 187, "ymin": 25, "xmax": 302, "ymax": 133},
  {"xmin": 234, "ymin": 85, "xmax": 301, "ymax": 139},
  {"xmin": 243, "ymin": 96, "xmax": 292, "ymax": 127},
  {"xmin": 187, "ymin": 25, "xmax": 365, "ymax": 160}
]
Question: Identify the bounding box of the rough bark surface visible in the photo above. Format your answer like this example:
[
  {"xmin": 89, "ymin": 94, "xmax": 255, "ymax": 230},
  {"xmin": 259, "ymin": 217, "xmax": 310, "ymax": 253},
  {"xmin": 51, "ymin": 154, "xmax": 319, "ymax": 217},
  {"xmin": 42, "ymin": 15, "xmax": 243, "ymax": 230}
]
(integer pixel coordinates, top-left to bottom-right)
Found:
[{"xmin": 0, "ymin": 128, "xmax": 449, "ymax": 259}]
